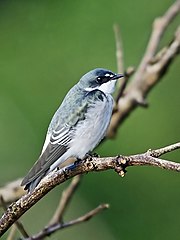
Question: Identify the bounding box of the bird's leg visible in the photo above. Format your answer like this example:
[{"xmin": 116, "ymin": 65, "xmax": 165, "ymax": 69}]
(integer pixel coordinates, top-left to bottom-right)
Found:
[
  {"xmin": 66, "ymin": 153, "xmax": 100, "ymax": 171},
  {"xmin": 65, "ymin": 163, "xmax": 77, "ymax": 171}
]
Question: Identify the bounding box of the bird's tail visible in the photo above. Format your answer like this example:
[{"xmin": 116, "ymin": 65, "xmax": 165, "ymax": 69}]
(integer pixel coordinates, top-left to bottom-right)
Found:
[{"xmin": 22, "ymin": 172, "xmax": 47, "ymax": 193}]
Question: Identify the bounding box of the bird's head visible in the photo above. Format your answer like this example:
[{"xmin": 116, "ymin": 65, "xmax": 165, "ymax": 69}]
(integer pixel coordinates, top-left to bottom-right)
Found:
[{"xmin": 78, "ymin": 68, "xmax": 123, "ymax": 94}]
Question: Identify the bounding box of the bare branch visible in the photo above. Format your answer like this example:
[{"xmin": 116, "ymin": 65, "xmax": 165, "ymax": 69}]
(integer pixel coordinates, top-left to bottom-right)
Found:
[
  {"xmin": 113, "ymin": 23, "xmax": 124, "ymax": 73},
  {"xmin": 113, "ymin": 23, "xmax": 131, "ymax": 104},
  {"xmin": 0, "ymin": 195, "xmax": 29, "ymax": 238},
  {"xmin": 149, "ymin": 142, "xmax": 180, "ymax": 157},
  {"xmin": 49, "ymin": 175, "xmax": 82, "ymax": 225},
  {"xmin": 0, "ymin": 179, "xmax": 25, "ymax": 206},
  {"xmin": 0, "ymin": 142, "xmax": 179, "ymax": 237},
  {"xmin": 0, "ymin": 1, "xmax": 178, "ymax": 205},
  {"xmin": 107, "ymin": 1, "xmax": 180, "ymax": 137},
  {"xmin": 25, "ymin": 204, "xmax": 109, "ymax": 240},
  {"xmin": 125, "ymin": 26, "xmax": 180, "ymax": 103},
  {"xmin": 139, "ymin": 0, "xmax": 180, "ymax": 69}
]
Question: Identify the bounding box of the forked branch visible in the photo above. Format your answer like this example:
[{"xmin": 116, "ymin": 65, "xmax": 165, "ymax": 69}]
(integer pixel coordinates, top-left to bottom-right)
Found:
[
  {"xmin": 107, "ymin": 0, "xmax": 180, "ymax": 137},
  {"xmin": 0, "ymin": 142, "xmax": 179, "ymax": 236},
  {"xmin": 25, "ymin": 204, "xmax": 109, "ymax": 240}
]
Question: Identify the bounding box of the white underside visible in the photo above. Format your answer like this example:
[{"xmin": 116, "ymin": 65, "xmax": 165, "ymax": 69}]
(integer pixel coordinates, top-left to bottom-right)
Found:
[{"xmin": 48, "ymin": 94, "xmax": 114, "ymax": 171}]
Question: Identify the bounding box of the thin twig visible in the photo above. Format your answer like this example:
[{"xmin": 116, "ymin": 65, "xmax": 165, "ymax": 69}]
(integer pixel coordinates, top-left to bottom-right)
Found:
[
  {"xmin": 113, "ymin": 23, "xmax": 124, "ymax": 73},
  {"xmin": 115, "ymin": 66, "xmax": 135, "ymax": 104},
  {"xmin": 49, "ymin": 175, "xmax": 82, "ymax": 225},
  {"xmin": 113, "ymin": 23, "xmax": 129, "ymax": 102},
  {"xmin": 25, "ymin": 204, "xmax": 109, "ymax": 240},
  {"xmin": 0, "ymin": 142, "xmax": 179, "ymax": 237},
  {"xmin": 149, "ymin": 142, "xmax": 180, "ymax": 157},
  {"xmin": 0, "ymin": 195, "xmax": 29, "ymax": 238}
]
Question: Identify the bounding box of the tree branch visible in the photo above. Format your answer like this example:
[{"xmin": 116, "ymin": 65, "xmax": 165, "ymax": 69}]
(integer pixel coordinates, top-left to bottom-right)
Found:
[
  {"xmin": 0, "ymin": 0, "xmax": 179, "ymax": 206},
  {"xmin": 136, "ymin": 0, "xmax": 180, "ymax": 75},
  {"xmin": 25, "ymin": 204, "xmax": 109, "ymax": 240},
  {"xmin": 113, "ymin": 23, "xmax": 124, "ymax": 73},
  {"xmin": 113, "ymin": 23, "xmax": 128, "ymax": 102},
  {"xmin": 0, "ymin": 195, "xmax": 29, "ymax": 238},
  {"xmin": 48, "ymin": 175, "xmax": 82, "ymax": 225},
  {"xmin": 0, "ymin": 179, "xmax": 25, "ymax": 206},
  {"xmin": 0, "ymin": 142, "xmax": 179, "ymax": 237},
  {"xmin": 107, "ymin": 0, "xmax": 180, "ymax": 137}
]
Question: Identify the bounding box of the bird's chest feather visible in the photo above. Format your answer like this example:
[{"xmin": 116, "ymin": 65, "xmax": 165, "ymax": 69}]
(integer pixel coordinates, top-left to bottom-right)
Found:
[{"xmin": 69, "ymin": 94, "xmax": 114, "ymax": 158}]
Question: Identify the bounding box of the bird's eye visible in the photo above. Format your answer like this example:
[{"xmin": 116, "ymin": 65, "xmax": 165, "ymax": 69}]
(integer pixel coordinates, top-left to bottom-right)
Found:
[
  {"xmin": 96, "ymin": 76, "xmax": 110, "ymax": 84},
  {"xmin": 96, "ymin": 76, "xmax": 104, "ymax": 83},
  {"xmin": 96, "ymin": 73, "xmax": 115, "ymax": 84}
]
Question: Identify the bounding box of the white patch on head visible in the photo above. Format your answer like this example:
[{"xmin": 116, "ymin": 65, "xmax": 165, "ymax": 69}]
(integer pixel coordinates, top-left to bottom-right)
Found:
[
  {"xmin": 85, "ymin": 80, "xmax": 117, "ymax": 94},
  {"xmin": 104, "ymin": 73, "xmax": 114, "ymax": 78}
]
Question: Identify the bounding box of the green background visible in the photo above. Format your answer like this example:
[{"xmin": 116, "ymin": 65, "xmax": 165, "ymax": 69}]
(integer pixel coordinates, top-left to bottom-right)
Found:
[{"xmin": 0, "ymin": 0, "xmax": 179, "ymax": 239}]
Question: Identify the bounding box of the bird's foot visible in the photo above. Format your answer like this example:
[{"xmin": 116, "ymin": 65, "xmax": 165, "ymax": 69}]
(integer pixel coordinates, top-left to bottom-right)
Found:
[
  {"xmin": 65, "ymin": 163, "xmax": 77, "ymax": 171},
  {"xmin": 73, "ymin": 153, "xmax": 100, "ymax": 166}
]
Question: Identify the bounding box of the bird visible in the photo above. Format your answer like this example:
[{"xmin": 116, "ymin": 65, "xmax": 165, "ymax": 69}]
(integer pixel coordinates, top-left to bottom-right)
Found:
[{"xmin": 21, "ymin": 68, "xmax": 123, "ymax": 192}]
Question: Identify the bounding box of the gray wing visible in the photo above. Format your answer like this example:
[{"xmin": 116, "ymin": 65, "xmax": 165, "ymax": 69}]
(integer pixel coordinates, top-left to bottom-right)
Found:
[{"xmin": 21, "ymin": 127, "xmax": 72, "ymax": 186}]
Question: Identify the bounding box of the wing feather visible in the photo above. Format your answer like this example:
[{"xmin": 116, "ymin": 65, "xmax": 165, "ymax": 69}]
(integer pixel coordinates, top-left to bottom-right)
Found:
[{"xmin": 21, "ymin": 127, "xmax": 72, "ymax": 185}]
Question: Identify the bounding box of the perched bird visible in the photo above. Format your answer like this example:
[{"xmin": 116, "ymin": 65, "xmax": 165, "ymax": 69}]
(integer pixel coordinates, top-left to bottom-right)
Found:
[{"xmin": 21, "ymin": 68, "xmax": 123, "ymax": 192}]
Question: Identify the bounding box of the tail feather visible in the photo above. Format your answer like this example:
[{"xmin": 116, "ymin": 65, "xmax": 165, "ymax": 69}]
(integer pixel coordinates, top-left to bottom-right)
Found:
[{"xmin": 22, "ymin": 172, "xmax": 47, "ymax": 193}]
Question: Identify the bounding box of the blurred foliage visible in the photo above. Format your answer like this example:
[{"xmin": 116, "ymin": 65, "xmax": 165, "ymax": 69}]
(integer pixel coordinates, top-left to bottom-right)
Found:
[{"xmin": 0, "ymin": 0, "xmax": 179, "ymax": 239}]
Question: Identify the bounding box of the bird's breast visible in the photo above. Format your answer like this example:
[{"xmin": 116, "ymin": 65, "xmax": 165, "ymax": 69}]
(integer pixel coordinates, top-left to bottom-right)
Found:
[{"xmin": 69, "ymin": 95, "xmax": 114, "ymax": 158}]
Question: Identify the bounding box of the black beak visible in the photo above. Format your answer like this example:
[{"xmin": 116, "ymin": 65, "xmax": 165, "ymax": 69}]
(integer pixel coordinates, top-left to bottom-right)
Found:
[{"xmin": 111, "ymin": 73, "xmax": 124, "ymax": 80}]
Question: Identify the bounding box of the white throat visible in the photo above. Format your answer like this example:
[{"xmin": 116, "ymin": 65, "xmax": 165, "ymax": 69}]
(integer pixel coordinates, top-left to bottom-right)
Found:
[{"xmin": 85, "ymin": 80, "xmax": 117, "ymax": 94}]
